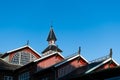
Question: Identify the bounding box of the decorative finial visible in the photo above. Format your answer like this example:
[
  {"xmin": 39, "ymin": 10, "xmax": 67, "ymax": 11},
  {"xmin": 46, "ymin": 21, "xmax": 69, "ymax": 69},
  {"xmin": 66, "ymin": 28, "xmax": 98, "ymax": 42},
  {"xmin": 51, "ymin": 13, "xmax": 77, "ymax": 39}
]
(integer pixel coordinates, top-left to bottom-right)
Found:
[
  {"xmin": 109, "ymin": 48, "xmax": 112, "ymax": 58},
  {"xmin": 26, "ymin": 40, "xmax": 29, "ymax": 45},
  {"xmin": 78, "ymin": 46, "xmax": 81, "ymax": 55},
  {"xmin": 50, "ymin": 21, "xmax": 53, "ymax": 28},
  {"xmin": 50, "ymin": 25, "xmax": 53, "ymax": 30}
]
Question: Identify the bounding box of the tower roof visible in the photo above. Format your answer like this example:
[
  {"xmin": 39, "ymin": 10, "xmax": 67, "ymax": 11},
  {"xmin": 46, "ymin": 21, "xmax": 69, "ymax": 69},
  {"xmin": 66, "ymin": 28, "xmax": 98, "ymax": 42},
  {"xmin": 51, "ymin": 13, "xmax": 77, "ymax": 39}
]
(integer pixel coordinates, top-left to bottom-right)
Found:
[
  {"xmin": 47, "ymin": 27, "xmax": 57, "ymax": 41},
  {"xmin": 42, "ymin": 45, "xmax": 62, "ymax": 53}
]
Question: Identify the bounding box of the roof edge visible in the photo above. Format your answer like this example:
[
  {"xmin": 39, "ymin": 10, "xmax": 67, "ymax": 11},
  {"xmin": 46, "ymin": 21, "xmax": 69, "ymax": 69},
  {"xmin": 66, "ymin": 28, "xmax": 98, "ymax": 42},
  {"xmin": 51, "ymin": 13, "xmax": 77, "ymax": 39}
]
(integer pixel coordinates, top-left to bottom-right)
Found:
[
  {"xmin": 34, "ymin": 52, "xmax": 64, "ymax": 62},
  {"xmin": 6, "ymin": 45, "xmax": 41, "ymax": 57},
  {"xmin": 85, "ymin": 58, "xmax": 114, "ymax": 74}
]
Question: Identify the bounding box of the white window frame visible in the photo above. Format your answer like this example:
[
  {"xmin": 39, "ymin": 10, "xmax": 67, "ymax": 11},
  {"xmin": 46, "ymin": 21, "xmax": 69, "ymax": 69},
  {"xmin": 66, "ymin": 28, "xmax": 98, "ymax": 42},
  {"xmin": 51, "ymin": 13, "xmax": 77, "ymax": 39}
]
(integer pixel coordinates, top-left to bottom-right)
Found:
[
  {"xmin": 11, "ymin": 51, "xmax": 37, "ymax": 65},
  {"xmin": 18, "ymin": 72, "xmax": 29, "ymax": 80},
  {"xmin": 4, "ymin": 76, "xmax": 13, "ymax": 80}
]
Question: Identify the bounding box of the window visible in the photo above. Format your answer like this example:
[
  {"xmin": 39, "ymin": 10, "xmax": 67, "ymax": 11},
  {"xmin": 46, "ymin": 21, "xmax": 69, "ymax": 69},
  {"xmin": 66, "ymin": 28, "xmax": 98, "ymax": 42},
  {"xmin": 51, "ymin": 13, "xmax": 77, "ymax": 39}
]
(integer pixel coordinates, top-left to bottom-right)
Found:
[
  {"xmin": 41, "ymin": 77, "xmax": 48, "ymax": 80},
  {"xmin": 4, "ymin": 76, "xmax": 13, "ymax": 80},
  {"xmin": 11, "ymin": 52, "xmax": 20, "ymax": 64},
  {"xmin": 19, "ymin": 72, "xmax": 29, "ymax": 80},
  {"xmin": 11, "ymin": 51, "xmax": 37, "ymax": 65}
]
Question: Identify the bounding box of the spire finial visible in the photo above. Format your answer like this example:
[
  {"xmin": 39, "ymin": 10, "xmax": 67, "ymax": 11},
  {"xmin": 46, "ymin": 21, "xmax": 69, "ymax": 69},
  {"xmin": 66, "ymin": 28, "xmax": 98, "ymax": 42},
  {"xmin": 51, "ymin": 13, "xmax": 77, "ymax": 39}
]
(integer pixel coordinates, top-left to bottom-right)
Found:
[
  {"xmin": 78, "ymin": 46, "xmax": 81, "ymax": 55},
  {"xmin": 50, "ymin": 20, "xmax": 53, "ymax": 28},
  {"xmin": 26, "ymin": 40, "xmax": 29, "ymax": 45},
  {"xmin": 50, "ymin": 25, "xmax": 53, "ymax": 31},
  {"xmin": 109, "ymin": 48, "xmax": 112, "ymax": 58}
]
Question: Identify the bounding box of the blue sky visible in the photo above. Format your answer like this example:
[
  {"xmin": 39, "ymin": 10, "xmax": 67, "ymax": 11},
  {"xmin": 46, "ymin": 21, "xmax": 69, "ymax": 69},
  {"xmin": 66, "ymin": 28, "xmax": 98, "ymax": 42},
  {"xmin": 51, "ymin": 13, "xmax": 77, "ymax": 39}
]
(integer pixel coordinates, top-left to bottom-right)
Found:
[{"xmin": 0, "ymin": 0, "xmax": 120, "ymax": 63}]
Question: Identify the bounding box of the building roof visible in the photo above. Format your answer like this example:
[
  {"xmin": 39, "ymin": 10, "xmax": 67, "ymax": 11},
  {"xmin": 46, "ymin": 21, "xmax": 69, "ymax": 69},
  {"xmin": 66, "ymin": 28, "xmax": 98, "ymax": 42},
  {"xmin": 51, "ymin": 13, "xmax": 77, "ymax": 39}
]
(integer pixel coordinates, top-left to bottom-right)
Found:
[
  {"xmin": 42, "ymin": 45, "xmax": 62, "ymax": 53},
  {"xmin": 0, "ymin": 58, "xmax": 21, "ymax": 71},
  {"xmin": 47, "ymin": 27, "xmax": 57, "ymax": 41},
  {"xmin": 58, "ymin": 59, "xmax": 104, "ymax": 80},
  {"xmin": 85, "ymin": 57, "xmax": 119, "ymax": 74},
  {"xmin": 67, "ymin": 66, "xmax": 120, "ymax": 80},
  {"xmin": 1, "ymin": 45, "xmax": 41, "ymax": 58},
  {"xmin": 58, "ymin": 55, "xmax": 119, "ymax": 80}
]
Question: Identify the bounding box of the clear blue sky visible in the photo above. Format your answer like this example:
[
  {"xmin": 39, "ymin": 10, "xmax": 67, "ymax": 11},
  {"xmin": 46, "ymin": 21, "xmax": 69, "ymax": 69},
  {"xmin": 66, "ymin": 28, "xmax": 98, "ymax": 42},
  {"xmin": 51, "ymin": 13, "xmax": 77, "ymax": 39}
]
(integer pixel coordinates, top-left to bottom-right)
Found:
[{"xmin": 0, "ymin": 0, "xmax": 120, "ymax": 63}]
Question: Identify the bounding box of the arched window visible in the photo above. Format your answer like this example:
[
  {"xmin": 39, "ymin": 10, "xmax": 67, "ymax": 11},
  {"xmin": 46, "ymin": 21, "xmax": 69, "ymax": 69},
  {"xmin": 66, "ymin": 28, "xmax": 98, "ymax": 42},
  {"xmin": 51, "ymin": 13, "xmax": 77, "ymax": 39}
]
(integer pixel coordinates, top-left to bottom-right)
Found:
[{"xmin": 11, "ymin": 51, "xmax": 37, "ymax": 65}]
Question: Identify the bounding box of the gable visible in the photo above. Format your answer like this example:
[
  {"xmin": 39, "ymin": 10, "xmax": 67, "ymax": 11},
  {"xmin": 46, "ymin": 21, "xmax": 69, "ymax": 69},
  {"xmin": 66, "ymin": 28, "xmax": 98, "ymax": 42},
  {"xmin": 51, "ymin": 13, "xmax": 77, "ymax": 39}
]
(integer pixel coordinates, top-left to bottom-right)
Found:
[
  {"xmin": 95, "ymin": 61, "xmax": 118, "ymax": 71},
  {"xmin": 56, "ymin": 55, "xmax": 88, "ymax": 78},
  {"xmin": 59, "ymin": 57, "xmax": 87, "ymax": 68},
  {"xmin": 37, "ymin": 53, "xmax": 64, "ymax": 71},
  {"xmin": 55, "ymin": 54, "xmax": 88, "ymax": 67},
  {"xmin": 9, "ymin": 47, "xmax": 40, "ymax": 61},
  {"xmin": 86, "ymin": 58, "xmax": 119, "ymax": 74},
  {"xmin": 2, "ymin": 46, "xmax": 41, "ymax": 65}
]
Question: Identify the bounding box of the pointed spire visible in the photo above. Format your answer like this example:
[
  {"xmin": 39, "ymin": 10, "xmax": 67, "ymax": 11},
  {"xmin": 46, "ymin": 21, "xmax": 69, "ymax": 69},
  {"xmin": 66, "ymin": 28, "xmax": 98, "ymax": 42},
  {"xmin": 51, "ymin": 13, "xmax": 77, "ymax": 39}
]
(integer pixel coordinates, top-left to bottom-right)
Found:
[
  {"xmin": 78, "ymin": 46, "xmax": 81, "ymax": 55},
  {"xmin": 109, "ymin": 48, "xmax": 112, "ymax": 58},
  {"xmin": 47, "ymin": 26, "xmax": 57, "ymax": 45},
  {"xmin": 42, "ymin": 26, "xmax": 62, "ymax": 55},
  {"xmin": 47, "ymin": 26, "xmax": 57, "ymax": 41}
]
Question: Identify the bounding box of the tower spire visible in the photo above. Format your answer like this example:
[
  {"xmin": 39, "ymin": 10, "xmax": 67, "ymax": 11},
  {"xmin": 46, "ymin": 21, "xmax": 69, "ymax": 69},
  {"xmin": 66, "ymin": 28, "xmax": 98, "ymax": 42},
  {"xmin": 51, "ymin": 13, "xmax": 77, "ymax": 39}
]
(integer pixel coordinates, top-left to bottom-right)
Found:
[
  {"xmin": 47, "ymin": 26, "xmax": 57, "ymax": 45},
  {"xmin": 42, "ymin": 26, "xmax": 62, "ymax": 54}
]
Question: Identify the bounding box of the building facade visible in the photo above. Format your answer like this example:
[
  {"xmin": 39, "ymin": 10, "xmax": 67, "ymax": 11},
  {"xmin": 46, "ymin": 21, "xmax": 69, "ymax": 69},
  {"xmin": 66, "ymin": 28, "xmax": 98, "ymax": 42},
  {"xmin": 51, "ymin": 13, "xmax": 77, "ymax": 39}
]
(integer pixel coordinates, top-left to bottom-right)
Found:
[{"xmin": 0, "ymin": 27, "xmax": 119, "ymax": 80}]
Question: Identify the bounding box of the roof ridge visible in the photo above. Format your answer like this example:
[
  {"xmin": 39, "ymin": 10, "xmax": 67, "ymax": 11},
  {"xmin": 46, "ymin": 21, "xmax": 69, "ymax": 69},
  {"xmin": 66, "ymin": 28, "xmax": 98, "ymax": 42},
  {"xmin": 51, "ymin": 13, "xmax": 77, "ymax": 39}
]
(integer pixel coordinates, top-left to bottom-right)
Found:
[
  {"xmin": 65, "ymin": 52, "xmax": 79, "ymax": 60},
  {"xmin": 34, "ymin": 52, "xmax": 64, "ymax": 62},
  {"xmin": 64, "ymin": 52, "xmax": 88, "ymax": 63},
  {"xmin": 89, "ymin": 55, "xmax": 110, "ymax": 63},
  {"xmin": 4, "ymin": 45, "xmax": 41, "ymax": 56}
]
